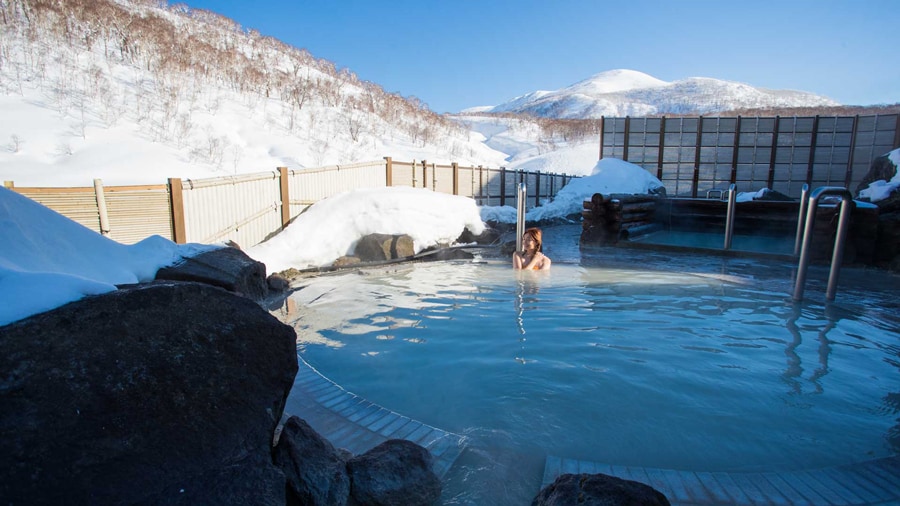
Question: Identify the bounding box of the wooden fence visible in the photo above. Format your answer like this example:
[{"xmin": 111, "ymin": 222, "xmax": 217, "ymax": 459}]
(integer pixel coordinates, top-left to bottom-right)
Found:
[
  {"xmin": 5, "ymin": 158, "xmax": 575, "ymax": 248},
  {"xmin": 599, "ymin": 113, "xmax": 900, "ymax": 198}
]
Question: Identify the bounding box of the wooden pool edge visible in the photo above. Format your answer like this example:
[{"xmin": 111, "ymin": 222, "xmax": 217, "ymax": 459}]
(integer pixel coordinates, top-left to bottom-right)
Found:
[
  {"xmin": 542, "ymin": 454, "xmax": 900, "ymax": 505},
  {"xmin": 281, "ymin": 354, "xmax": 467, "ymax": 479}
]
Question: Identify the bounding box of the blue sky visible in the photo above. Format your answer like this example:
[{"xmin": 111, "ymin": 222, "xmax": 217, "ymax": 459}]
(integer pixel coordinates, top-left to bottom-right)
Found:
[{"xmin": 177, "ymin": 0, "xmax": 898, "ymax": 114}]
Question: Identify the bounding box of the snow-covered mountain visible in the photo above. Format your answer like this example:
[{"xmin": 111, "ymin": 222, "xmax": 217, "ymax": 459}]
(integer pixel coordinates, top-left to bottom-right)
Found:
[{"xmin": 482, "ymin": 69, "xmax": 840, "ymax": 118}]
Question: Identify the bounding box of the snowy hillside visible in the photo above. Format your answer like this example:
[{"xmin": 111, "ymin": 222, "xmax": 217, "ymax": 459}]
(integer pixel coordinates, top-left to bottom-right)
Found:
[
  {"xmin": 0, "ymin": 0, "xmax": 512, "ymax": 186},
  {"xmin": 487, "ymin": 69, "xmax": 840, "ymax": 119}
]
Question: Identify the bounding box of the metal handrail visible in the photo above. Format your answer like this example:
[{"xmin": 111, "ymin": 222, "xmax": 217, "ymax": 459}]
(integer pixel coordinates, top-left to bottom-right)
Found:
[
  {"xmin": 793, "ymin": 184, "xmax": 810, "ymax": 256},
  {"xmin": 723, "ymin": 184, "xmax": 737, "ymax": 250},
  {"xmin": 515, "ymin": 183, "xmax": 527, "ymax": 252},
  {"xmin": 792, "ymin": 186, "xmax": 854, "ymax": 302}
]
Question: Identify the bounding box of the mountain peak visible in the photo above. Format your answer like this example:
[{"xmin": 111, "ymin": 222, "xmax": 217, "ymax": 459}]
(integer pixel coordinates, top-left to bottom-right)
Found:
[
  {"xmin": 566, "ymin": 69, "xmax": 669, "ymax": 95},
  {"xmin": 487, "ymin": 69, "xmax": 839, "ymax": 118}
]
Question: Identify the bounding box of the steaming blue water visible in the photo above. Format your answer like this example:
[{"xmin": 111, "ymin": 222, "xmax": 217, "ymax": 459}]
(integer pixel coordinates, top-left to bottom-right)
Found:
[{"xmin": 280, "ymin": 226, "xmax": 900, "ymax": 504}]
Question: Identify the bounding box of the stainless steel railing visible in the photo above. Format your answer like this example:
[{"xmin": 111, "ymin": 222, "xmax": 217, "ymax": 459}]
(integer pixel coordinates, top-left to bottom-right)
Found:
[
  {"xmin": 792, "ymin": 186, "xmax": 854, "ymax": 302},
  {"xmin": 515, "ymin": 182, "xmax": 527, "ymax": 252},
  {"xmin": 793, "ymin": 184, "xmax": 810, "ymax": 256},
  {"xmin": 723, "ymin": 184, "xmax": 737, "ymax": 250}
]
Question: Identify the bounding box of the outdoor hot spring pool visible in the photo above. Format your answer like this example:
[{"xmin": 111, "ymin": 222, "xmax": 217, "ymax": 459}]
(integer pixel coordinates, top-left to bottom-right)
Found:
[{"xmin": 278, "ymin": 225, "xmax": 900, "ymax": 504}]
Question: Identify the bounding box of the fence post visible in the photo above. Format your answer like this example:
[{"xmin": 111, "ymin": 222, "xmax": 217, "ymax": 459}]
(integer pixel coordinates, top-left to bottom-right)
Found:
[
  {"xmin": 500, "ymin": 167, "xmax": 507, "ymax": 207},
  {"xmin": 384, "ymin": 156, "xmax": 393, "ymax": 186},
  {"xmin": 534, "ymin": 173, "xmax": 540, "ymax": 207},
  {"xmin": 767, "ymin": 115, "xmax": 780, "ymax": 190},
  {"xmin": 452, "ymin": 162, "xmax": 459, "ymax": 195},
  {"xmin": 479, "ymin": 166, "xmax": 485, "ymax": 204},
  {"xmin": 411, "ymin": 159, "xmax": 417, "ymax": 186},
  {"xmin": 730, "ymin": 116, "xmax": 741, "ymax": 185},
  {"xmin": 168, "ymin": 178, "xmax": 187, "ymax": 244},
  {"xmin": 845, "ymin": 115, "xmax": 859, "ymax": 188},
  {"xmin": 623, "ymin": 116, "xmax": 631, "ymax": 161},
  {"xmin": 3, "ymin": 181, "xmax": 13, "ymax": 188},
  {"xmin": 93, "ymin": 178, "xmax": 110, "ymax": 237},
  {"xmin": 806, "ymin": 115, "xmax": 820, "ymax": 186},
  {"xmin": 692, "ymin": 116, "xmax": 703, "ymax": 198},
  {"xmin": 422, "ymin": 160, "xmax": 428, "ymax": 189},
  {"xmin": 893, "ymin": 114, "xmax": 900, "ymax": 150},
  {"xmin": 278, "ymin": 166, "xmax": 290, "ymax": 228},
  {"xmin": 657, "ymin": 116, "xmax": 666, "ymax": 180}
]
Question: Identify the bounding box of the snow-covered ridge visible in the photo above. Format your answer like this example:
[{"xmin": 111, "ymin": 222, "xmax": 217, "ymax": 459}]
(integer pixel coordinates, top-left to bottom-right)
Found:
[{"xmin": 488, "ymin": 69, "xmax": 839, "ymax": 119}]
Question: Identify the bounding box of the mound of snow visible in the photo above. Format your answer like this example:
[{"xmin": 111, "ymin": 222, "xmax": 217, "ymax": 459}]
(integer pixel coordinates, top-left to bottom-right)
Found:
[
  {"xmin": 482, "ymin": 158, "xmax": 664, "ymax": 223},
  {"xmin": 0, "ymin": 187, "xmax": 213, "ymax": 326},
  {"xmin": 247, "ymin": 186, "xmax": 485, "ymax": 272}
]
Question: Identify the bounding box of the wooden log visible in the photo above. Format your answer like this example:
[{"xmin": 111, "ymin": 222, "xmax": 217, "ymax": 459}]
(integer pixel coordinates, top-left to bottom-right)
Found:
[
  {"xmin": 591, "ymin": 193, "xmax": 605, "ymax": 207},
  {"xmin": 620, "ymin": 220, "xmax": 655, "ymax": 230},
  {"xmin": 615, "ymin": 201, "xmax": 657, "ymax": 213}
]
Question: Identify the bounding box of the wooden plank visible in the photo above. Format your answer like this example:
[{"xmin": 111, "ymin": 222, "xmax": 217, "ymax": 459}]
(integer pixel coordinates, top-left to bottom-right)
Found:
[
  {"xmin": 851, "ymin": 461, "xmax": 900, "ymax": 494},
  {"xmin": 336, "ymin": 398, "xmax": 370, "ymax": 417},
  {"xmin": 743, "ymin": 472, "xmax": 792, "ymax": 505},
  {"xmin": 560, "ymin": 458, "xmax": 579, "ymax": 476},
  {"xmin": 358, "ymin": 407, "xmax": 390, "ymax": 428},
  {"xmin": 710, "ymin": 472, "xmax": 755, "ymax": 505},
  {"xmin": 313, "ymin": 388, "xmax": 344, "ymax": 404},
  {"xmin": 346, "ymin": 403, "xmax": 380, "ymax": 423},
  {"xmin": 795, "ymin": 470, "xmax": 859, "ymax": 505},
  {"xmin": 391, "ymin": 420, "xmax": 423, "ymax": 440},
  {"xmin": 726, "ymin": 472, "xmax": 769, "ymax": 505},
  {"xmin": 820, "ymin": 467, "xmax": 883, "ymax": 504},
  {"xmin": 366, "ymin": 412, "xmax": 400, "ymax": 433},
  {"xmin": 577, "ymin": 460, "xmax": 597, "ymax": 474},
  {"xmin": 691, "ymin": 471, "xmax": 735, "ymax": 504},
  {"xmin": 762, "ymin": 472, "xmax": 824, "ymax": 506},
  {"xmin": 378, "ymin": 417, "xmax": 413, "ymax": 438},
  {"xmin": 406, "ymin": 424, "xmax": 436, "ymax": 445},
  {"xmin": 543, "ymin": 456, "xmax": 562, "ymax": 487},
  {"xmin": 646, "ymin": 469, "xmax": 690, "ymax": 502}
]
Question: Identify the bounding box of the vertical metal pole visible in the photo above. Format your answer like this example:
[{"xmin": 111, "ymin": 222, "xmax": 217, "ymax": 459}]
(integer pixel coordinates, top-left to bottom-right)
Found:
[
  {"xmin": 826, "ymin": 197, "xmax": 853, "ymax": 301},
  {"xmin": 516, "ymin": 182, "xmax": 527, "ymax": 253},
  {"xmin": 723, "ymin": 183, "xmax": 736, "ymax": 250},
  {"xmin": 793, "ymin": 184, "xmax": 809, "ymax": 256},
  {"xmin": 793, "ymin": 186, "xmax": 853, "ymax": 302}
]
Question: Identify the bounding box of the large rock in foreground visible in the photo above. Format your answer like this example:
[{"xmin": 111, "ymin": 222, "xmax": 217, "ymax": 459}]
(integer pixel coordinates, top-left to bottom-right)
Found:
[
  {"xmin": 0, "ymin": 281, "xmax": 298, "ymax": 505},
  {"xmin": 533, "ymin": 473, "xmax": 670, "ymax": 506}
]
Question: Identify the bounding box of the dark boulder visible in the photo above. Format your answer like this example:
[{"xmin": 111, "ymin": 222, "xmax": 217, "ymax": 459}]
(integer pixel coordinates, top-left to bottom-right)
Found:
[
  {"xmin": 347, "ymin": 439, "xmax": 441, "ymax": 506},
  {"xmin": 855, "ymin": 154, "xmax": 898, "ymax": 197},
  {"xmin": 532, "ymin": 473, "xmax": 671, "ymax": 506},
  {"xmin": 155, "ymin": 246, "xmax": 269, "ymax": 301},
  {"xmin": 0, "ymin": 281, "xmax": 298, "ymax": 505},
  {"xmin": 457, "ymin": 225, "xmax": 502, "ymax": 245},
  {"xmin": 353, "ymin": 233, "xmax": 416, "ymax": 262},
  {"xmin": 274, "ymin": 416, "xmax": 351, "ymax": 506}
]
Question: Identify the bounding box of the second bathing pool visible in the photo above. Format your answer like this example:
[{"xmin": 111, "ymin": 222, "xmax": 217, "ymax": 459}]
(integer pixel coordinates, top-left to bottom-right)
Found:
[{"xmin": 279, "ymin": 226, "xmax": 900, "ymax": 505}]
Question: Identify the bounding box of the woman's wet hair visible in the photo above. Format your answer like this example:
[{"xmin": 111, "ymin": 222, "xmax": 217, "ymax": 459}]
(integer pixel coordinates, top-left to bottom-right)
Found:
[{"xmin": 523, "ymin": 227, "xmax": 542, "ymax": 252}]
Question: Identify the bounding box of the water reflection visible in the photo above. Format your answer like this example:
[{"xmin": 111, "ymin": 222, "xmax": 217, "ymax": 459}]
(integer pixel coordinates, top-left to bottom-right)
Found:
[
  {"xmin": 782, "ymin": 302, "xmax": 836, "ymax": 395},
  {"xmin": 513, "ymin": 274, "xmax": 541, "ymax": 335}
]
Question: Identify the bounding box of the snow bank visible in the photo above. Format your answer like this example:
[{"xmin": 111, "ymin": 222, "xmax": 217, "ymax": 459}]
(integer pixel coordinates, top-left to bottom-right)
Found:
[
  {"xmin": 483, "ymin": 158, "xmax": 664, "ymax": 223},
  {"xmin": 247, "ymin": 186, "xmax": 486, "ymax": 273},
  {"xmin": 0, "ymin": 188, "xmax": 214, "ymax": 326}
]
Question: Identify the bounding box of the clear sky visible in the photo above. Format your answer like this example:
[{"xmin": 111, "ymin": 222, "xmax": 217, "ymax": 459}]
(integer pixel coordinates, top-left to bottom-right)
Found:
[{"xmin": 179, "ymin": 1, "xmax": 896, "ymax": 113}]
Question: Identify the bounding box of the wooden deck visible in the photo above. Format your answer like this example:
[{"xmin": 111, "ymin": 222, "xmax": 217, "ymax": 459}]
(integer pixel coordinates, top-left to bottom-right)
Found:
[
  {"xmin": 542, "ymin": 455, "xmax": 900, "ymax": 505},
  {"xmin": 283, "ymin": 355, "xmax": 466, "ymax": 478},
  {"xmin": 284, "ymin": 354, "xmax": 899, "ymax": 504}
]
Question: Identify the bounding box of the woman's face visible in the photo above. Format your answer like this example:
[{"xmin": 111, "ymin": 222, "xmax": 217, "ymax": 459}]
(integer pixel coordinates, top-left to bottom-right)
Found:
[{"xmin": 523, "ymin": 233, "xmax": 538, "ymax": 252}]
